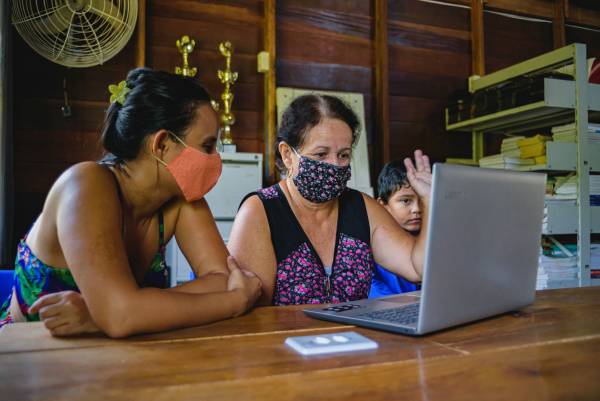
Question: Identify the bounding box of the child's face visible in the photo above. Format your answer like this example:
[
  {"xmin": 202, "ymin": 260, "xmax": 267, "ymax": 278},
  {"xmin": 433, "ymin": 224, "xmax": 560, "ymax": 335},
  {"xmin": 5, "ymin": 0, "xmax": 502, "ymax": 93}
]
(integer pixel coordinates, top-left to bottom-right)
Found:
[{"xmin": 379, "ymin": 185, "xmax": 422, "ymax": 233}]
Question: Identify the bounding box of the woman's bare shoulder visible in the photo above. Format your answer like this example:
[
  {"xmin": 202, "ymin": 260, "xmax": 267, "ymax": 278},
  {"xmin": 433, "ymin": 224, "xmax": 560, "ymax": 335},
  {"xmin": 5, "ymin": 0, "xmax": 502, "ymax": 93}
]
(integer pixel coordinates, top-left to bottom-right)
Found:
[{"xmin": 48, "ymin": 162, "xmax": 120, "ymax": 209}]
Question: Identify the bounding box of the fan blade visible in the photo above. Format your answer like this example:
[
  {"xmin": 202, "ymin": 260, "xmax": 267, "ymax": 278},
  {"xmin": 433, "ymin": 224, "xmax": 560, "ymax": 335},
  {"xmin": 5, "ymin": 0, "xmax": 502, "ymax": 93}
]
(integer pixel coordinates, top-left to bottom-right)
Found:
[
  {"xmin": 87, "ymin": 0, "xmax": 126, "ymax": 30},
  {"xmin": 13, "ymin": 3, "xmax": 74, "ymax": 36}
]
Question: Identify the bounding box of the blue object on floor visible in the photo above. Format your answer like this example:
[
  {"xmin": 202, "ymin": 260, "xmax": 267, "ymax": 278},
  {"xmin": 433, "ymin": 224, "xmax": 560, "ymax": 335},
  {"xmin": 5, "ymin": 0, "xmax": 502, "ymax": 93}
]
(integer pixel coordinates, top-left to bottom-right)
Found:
[{"xmin": 0, "ymin": 270, "xmax": 15, "ymax": 304}]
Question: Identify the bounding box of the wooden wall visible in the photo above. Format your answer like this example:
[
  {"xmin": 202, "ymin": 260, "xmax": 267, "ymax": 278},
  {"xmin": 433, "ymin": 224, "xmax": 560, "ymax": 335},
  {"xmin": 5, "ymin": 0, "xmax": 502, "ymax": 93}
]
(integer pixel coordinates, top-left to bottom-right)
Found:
[
  {"xmin": 149, "ymin": 0, "xmax": 264, "ymax": 153},
  {"xmin": 276, "ymin": 0, "xmax": 377, "ymax": 177},
  {"xmin": 387, "ymin": 0, "xmax": 472, "ymax": 163},
  {"xmin": 12, "ymin": 26, "xmax": 136, "ymax": 253},
  {"xmin": 8, "ymin": 0, "xmax": 600, "ymax": 256},
  {"xmin": 10, "ymin": 0, "xmax": 265, "ymax": 252}
]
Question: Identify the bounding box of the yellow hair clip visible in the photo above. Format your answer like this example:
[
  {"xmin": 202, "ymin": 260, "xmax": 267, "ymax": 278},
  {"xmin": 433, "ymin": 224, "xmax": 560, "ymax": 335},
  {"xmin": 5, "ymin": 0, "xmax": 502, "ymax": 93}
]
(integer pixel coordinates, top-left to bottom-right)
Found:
[{"xmin": 108, "ymin": 80, "xmax": 130, "ymax": 105}]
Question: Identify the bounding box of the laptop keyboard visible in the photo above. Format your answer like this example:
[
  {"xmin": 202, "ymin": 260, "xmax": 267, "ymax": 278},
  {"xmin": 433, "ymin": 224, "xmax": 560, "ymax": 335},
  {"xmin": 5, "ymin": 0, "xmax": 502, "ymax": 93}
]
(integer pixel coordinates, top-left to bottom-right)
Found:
[{"xmin": 356, "ymin": 303, "xmax": 420, "ymax": 326}]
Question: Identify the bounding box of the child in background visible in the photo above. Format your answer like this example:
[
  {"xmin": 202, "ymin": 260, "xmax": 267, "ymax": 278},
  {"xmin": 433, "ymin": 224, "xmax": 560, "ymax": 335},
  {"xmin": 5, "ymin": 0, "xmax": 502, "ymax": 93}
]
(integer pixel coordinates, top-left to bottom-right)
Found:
[{"xmin": 369, "ymin": 160, "xmax": 422, "ymax": 298}]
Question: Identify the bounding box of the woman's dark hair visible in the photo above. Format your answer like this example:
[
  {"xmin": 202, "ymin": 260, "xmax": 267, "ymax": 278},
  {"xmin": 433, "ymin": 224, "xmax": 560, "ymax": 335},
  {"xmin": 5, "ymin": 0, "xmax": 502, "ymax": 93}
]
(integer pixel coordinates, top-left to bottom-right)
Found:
[
  {"xmin": 100, "ymin": 68, "xmax": 212, "ymax": 161},
  {"xmin": 377, "ymin": 160, "xmax": 410, "ymax": 203},
  {"xmin": 275, "ymin": 94, "xmax": 360, "ymax": 172}
]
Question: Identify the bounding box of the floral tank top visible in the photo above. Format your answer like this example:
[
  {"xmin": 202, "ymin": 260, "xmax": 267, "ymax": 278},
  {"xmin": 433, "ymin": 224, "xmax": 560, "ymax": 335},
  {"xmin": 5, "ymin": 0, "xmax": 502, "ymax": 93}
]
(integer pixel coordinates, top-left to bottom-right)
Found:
[{"xmin": 245, "ymin": 184, "xmax": 374, "ymax": 306}]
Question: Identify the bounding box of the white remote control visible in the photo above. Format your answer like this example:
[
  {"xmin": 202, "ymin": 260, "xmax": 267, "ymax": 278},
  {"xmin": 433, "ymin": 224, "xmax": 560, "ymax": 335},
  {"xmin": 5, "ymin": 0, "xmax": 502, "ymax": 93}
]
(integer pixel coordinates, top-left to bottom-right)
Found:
[{"xmin": 284, "ymin": 331, "xmax": 378, "ymax": 356}]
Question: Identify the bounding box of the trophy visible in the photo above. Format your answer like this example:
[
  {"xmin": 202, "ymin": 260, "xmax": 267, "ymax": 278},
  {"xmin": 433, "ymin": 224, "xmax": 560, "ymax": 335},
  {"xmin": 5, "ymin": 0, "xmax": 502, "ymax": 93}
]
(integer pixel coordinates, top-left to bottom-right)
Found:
[
  {"xmin": 174, "ymin": 35, "xmax": 197, "ymax": 77},
  {"xmin": 217, "ymin": 41, "xmax": 238, "ymax": 153}
]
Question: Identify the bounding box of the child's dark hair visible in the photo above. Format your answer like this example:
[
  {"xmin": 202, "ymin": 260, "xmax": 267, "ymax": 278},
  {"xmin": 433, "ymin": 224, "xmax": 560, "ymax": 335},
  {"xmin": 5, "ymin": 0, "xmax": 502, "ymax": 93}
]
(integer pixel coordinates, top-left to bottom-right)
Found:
[
  {"xmin": 378, "ymin": 160, "xmax": 410, "ymax": 203},
  {"xmin": 275, "ymin": 94, "xmax": 360, "ymax": 173},
  {"xmin": 100, "ymin": 67, "xmax": 212, "ymax": 161}
]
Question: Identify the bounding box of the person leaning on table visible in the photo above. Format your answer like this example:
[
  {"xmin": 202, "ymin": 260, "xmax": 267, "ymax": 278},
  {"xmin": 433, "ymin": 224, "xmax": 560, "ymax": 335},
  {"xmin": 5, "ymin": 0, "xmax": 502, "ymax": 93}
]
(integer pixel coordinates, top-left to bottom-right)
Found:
[{"xmin": 0, "ymin": 68, "xmax": 261, "ymax": 337}]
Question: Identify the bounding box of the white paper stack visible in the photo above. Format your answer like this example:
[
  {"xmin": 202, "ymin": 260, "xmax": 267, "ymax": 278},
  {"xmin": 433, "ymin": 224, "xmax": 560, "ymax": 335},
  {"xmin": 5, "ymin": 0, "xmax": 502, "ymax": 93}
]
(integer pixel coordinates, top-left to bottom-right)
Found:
[
  {"xmin": 537, "ymin": 253, "xmax": 579, "ymax": 290},
  {"xmin": 479, "ymin": 154, "xmax": 535, "ymax": 170},
  {"xmin": 551, "ymin": 123, "xmax": 600, "ymax": 143},
  {"xmin": 545, "ymin": 175, "xmax": 600, "ymax": 202}
]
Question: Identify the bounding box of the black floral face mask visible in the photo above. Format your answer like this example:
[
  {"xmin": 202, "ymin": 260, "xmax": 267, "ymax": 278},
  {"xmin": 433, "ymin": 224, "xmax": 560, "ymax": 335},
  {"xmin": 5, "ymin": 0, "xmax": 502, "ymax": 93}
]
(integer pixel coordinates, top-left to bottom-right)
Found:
[{"xmin": 291, "ymin": 149, "xmax": 352, "ymax": 203}]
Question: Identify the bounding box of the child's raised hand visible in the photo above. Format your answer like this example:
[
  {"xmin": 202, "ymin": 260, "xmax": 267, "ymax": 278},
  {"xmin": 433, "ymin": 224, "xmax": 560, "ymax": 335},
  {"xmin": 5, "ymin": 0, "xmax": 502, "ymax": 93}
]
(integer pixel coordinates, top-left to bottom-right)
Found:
[{"xmin": 404, "ymin": 149, "xmax": 432, "ymax": 200}]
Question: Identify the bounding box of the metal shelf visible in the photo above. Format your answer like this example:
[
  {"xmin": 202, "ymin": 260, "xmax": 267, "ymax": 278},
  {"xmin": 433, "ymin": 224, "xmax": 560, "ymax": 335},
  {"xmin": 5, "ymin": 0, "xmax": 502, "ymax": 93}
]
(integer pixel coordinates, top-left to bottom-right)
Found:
[
  {"xmin": 446, "ymin": 79, "xmax": 600, "ymax": 134},
  {"xmin": 445, "ymin": 43, "xmax": 597, "ymax": 287},
  {"xmin": 516, "ymin": 141, "xmax": 600, "ymax": 172},
  {"xmin": 468, "ymin": 44, "xmax": 579, "ymax": 93},
  {"xmin": 543, "ymin": 201, "xmax": 600, "ymax": 234}
]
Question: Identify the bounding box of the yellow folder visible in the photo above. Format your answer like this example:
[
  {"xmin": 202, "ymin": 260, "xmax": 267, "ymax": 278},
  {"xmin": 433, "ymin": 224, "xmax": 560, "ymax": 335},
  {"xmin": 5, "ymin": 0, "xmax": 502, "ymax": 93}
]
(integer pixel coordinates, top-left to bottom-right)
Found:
[
  {"xmin": 517, "ymin": 135, "xmax": 550, "ymax": 148},
  {"xmin": 520, "ymin": 142, "xmax": 546, "ymax": 158}
]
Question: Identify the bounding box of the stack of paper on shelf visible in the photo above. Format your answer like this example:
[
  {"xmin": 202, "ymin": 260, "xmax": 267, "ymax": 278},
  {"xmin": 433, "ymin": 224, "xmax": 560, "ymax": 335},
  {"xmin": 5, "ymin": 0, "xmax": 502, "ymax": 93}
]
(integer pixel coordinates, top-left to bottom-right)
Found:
[
  {"xmin": 479, "ymin": 136, "xmax": 542, "ymax": 170},
  {"xmin": 478, "ymin": 154, "xmax": 535, "ymax": 170},
  {"xmin": 551, "ymin": 123, "xmax": 600, "ymax": 143},
  {"xmin": 537, "ymin": 239, "xmax": 578, "ymax": 290},
  {"xmin": 547, "ymin": 175, "xmax": 600, "ymax": 202},
  {"xmin": 537, "ymin": 254, "xmax": 578, "ymax": 289},
  {"xmin": 517, "ymin": 135, "xmax": 550, "ymax": 158},
  {"xmin": 500, "ymin": 136, "xmax": 525, "ymax": 157},
  {"xmin": 551, "ymin": 175, "xmax": 578, "ymax": 200}
]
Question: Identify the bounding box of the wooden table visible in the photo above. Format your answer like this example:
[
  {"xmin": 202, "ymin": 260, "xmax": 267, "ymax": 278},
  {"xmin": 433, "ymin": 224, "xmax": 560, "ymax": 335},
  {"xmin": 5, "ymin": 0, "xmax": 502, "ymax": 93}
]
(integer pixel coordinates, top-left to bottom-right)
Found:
[{"xmin": 1, "ymin": 287, "xmax": 600, "ymax": 401}]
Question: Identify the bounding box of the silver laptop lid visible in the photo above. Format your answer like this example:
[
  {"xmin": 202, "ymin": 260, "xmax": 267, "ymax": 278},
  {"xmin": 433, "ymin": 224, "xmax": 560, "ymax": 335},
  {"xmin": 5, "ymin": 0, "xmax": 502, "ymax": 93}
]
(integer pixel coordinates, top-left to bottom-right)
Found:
[{"xmin": 418, "ymin": 164, "xmax": 546, "ymax": 334}]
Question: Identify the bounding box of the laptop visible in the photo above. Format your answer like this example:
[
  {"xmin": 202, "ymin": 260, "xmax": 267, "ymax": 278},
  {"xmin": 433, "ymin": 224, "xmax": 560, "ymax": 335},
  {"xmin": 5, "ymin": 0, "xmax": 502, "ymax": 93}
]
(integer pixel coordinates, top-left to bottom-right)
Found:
[{"xmin": 304, "ymin": 163, "xmax": 546, "ymax": 335}]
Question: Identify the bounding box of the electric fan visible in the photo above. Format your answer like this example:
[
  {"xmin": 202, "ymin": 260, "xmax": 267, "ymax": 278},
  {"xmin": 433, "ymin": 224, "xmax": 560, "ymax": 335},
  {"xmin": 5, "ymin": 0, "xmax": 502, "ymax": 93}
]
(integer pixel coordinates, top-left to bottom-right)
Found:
[{"xmin": 11, "ymin": 0, "xmax": 138, "ymax": 68}]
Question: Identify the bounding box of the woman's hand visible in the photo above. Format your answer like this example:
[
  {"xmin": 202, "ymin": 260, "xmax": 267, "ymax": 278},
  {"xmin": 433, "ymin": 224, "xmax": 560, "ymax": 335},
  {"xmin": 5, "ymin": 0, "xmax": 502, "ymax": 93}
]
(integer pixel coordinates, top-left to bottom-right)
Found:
[
  {"xmin": 226, "ymin": 256, "xmax": 262, "ymax": 316},
  {"xmin": 29, "ymin": 291, "xmax": 100, "ymax": 337},
  {"xmin": 404, "ymin": 149, "xmax": 432, "ymax": 200}
]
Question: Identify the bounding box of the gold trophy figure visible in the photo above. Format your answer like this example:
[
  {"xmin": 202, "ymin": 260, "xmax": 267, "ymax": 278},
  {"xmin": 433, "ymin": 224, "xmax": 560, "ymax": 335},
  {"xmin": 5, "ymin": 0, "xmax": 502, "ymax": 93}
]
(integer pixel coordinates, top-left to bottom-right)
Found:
[
  {"xmin": 175, "ymin": 36, "xmax": 197, "ymax": 77},
  {"xmin": 217, "ymin": 41, "xmax": 238, "ymax": 152}
]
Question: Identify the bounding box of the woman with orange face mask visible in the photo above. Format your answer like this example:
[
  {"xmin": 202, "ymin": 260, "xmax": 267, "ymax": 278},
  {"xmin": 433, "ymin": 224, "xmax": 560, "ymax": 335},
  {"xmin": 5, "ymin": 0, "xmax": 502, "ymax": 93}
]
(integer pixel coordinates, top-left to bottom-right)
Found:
[{"xmin": 0, "ymin": 68, "xmax": 261, "ymax": 338}]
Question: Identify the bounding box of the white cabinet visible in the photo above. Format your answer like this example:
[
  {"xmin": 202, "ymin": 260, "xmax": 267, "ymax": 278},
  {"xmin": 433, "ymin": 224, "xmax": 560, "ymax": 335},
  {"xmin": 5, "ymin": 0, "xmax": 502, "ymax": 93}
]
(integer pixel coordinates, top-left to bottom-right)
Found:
[{"xmin": 166, "ymin": 152, "xmax": 263, "ymax": 285}]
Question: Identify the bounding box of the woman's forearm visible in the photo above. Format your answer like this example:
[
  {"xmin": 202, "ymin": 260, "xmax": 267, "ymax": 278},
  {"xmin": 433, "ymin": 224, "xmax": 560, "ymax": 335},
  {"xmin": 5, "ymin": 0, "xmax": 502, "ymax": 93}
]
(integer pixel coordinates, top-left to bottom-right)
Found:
[
  {"xmin": 98, "ymin": 288, "xmax": 245, "ymax": 338},
  {"xmin": 168, "ymin": 272, "xmax": 228, "ymax": 294}
]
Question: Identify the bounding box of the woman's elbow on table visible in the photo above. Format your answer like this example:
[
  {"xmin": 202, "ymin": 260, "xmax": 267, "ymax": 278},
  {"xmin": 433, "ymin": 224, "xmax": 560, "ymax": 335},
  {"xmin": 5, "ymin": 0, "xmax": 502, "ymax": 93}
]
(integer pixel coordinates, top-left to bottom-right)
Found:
[{"xmin": 92, "ymin": 296, "xmax": 137, "ymax": 339}]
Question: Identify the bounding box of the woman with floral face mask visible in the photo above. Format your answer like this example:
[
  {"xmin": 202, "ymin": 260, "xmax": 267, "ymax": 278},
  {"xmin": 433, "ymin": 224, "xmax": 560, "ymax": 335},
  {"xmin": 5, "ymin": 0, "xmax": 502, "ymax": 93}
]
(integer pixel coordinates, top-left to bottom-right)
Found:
[
  {"xmin": 228, "ymin": 94, "xmax": 431, "ymax": 306},
  {"xmin": 0, "ymin": 68, "xmax": 261, "ymax": 337}
]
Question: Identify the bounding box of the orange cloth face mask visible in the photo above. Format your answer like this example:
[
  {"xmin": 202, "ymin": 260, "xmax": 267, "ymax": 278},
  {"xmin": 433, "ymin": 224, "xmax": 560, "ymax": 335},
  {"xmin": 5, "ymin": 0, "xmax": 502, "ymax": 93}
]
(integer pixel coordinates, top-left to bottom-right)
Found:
[{"xmin": 153, "ymin": 132, "xmax": 222, "ymax": 202}]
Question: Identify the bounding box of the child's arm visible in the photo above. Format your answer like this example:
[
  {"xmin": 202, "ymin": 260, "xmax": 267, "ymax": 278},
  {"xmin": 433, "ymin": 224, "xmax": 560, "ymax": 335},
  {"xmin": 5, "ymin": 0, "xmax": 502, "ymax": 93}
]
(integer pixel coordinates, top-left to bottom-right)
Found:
[{"xmin": 367, "ymin": 150, "xmax": 431, "ymax": 281}]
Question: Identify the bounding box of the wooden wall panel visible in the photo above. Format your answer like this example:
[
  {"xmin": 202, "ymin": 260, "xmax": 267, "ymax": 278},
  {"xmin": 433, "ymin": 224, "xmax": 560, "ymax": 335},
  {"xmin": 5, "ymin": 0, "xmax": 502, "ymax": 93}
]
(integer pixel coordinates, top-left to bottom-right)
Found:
[
  {"xmin": 443, "ymin": 0, "xmax": 600, "ymax": 28},
  {"xmin": 566, "ymin": 26, "xmax": 600, "ymax": 59},
  {"xmin": 11, "ymin": 28, "xmax": 136, "ymax": 251},
  {"xmin": 484, "ymin": 13, "xmax": 554, "ymax": 73},
  {"xmin": 388, "ymin": 0, "xmax": 472, "ymax": 163},
  {"xmin": 149, "ymin": 0, "xmax": 264, "ymax": 154},
  {"xmin": 276, "ymin": 0, "xmax": 375, "ymax": 147}
]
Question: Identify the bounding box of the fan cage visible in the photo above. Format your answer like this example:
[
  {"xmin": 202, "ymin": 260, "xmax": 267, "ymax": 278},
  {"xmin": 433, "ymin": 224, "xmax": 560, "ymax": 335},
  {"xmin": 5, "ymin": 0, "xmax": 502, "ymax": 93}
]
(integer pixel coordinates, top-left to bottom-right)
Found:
[{"xmin": 11, "ymin": 0, "xmax": 138, "ymax": 68}]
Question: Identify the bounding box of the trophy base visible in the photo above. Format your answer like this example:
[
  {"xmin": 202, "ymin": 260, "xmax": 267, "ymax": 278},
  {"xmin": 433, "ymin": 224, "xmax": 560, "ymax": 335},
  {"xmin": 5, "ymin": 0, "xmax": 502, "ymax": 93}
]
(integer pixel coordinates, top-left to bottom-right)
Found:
[{"xmin": 221, "ymin": 143, "xmax": 237, "ymax": 153}]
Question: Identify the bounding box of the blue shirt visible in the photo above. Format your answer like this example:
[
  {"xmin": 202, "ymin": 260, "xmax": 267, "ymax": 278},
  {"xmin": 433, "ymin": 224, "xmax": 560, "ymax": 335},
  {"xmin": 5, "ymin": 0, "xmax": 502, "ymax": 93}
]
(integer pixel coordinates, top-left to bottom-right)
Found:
[{"xmin": 369, "ymin": 263, "xmax": 420, "ymax": 298}]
